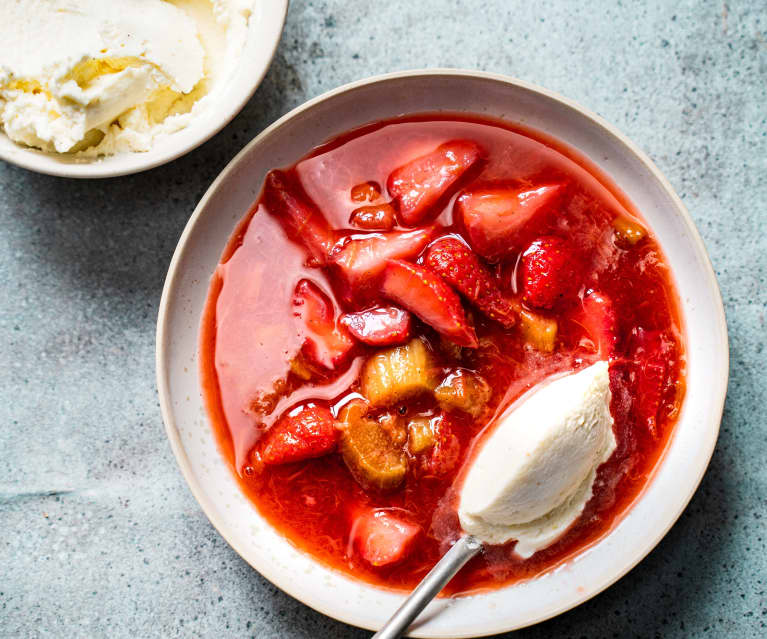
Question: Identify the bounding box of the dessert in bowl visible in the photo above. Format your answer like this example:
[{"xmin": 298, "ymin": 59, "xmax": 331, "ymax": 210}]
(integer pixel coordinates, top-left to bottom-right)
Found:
[{"xmin": 157, "ymin": 71, "xmax": 728, "ymax": 636}]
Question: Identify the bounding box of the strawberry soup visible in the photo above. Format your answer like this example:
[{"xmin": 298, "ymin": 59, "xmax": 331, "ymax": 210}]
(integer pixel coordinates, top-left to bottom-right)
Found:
[{"xmin": 199, "ymin": 114, "xmax": 686, "ymax": 594}]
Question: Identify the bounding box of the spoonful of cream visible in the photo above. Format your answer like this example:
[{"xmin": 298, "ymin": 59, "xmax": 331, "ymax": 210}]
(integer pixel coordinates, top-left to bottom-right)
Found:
[{"xmin": 373, "ymin": 360, "xmax": 616, "ymax": 639}]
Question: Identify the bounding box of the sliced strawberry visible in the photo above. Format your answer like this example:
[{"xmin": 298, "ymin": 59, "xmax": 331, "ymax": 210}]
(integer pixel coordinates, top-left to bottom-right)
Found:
[
  {"xmin": 263, "ymin": 170, "xmax": 337, "ymax": 266},
  {"xmin": 349, "ymin": 203, "xmax": 396, "ymax": 231},
  {"xmin": 424, "ymin": 236, "xmax": 516, "ymax": 328},
  {"xmin": 521, "ymin": 236, "xmax": 581, "ymax": 310},
  {"xmin": 387, "ymin": 140, "xmax": 484, "ymax": 225},
  {"xmin": 458, "ymin": 184, "xmax": 563, "ymax": 260},
  {"xmin": 576, "ymin": 290, "xmax": 618, "ymax": 358},
  {"xmin": 630, "ymin": 328, "xmax": 673, "ymax": 436},
  {"xmin": 340, "ymin": 306, "xmax": 412, "ymax": 345},
  {"xmin": 381, "ymin": 259, "xmax": 478, "ymax": 347},
  {"xmin": 332, "ymin": 228, "xmax": 433, "ymax": 302},
  {"xmin": 261, "ymin": 403, "xmax": 339, "ymax": 465},
  {"xmin": 293, "ymin": 279, "xmax": 355, "ymax": 369},
  {"xmin": 352, "ymin": 510, "xmax": 422, "ymax": 567}
]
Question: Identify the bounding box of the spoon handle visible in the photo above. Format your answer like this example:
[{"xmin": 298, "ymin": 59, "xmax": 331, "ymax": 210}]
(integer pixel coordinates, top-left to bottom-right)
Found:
[{"xmin": 372, "ymin": 535, "xmax": 482, "ymax": 639}]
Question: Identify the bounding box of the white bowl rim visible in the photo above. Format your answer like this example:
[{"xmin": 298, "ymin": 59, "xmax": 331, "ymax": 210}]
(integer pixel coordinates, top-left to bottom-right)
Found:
[
  {"xmin": 0, "ymin": 0, "xmax": 288, "ymax": 179},
  {"xmin": 156, "ymin": 69, "xmax": 729, "ymax": 636}
]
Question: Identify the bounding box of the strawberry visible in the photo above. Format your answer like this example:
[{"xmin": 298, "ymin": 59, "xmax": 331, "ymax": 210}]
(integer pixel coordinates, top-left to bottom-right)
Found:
[
  {"xmin": 263, "ymin": 170, "xmax": 337, "ymax": 266},
  {"xmin": 293, "ymin": 279, "xmax": 355, "ymax": 369},
  {"xmin": 381, "ymin": 260, "xmax": 478, "ymax": 347},
  {"xmin": 458, "ymin": 184, "xmax": 563, "ymax": 260},
  {"xmin": 352, "ymin": 509, "xmax": 421, "ymax": 567},
  {"xmin": 630, "ymin": 328, "xmax": 673, "ymax": 436},
  {"xmin": 387, "ymin": 140, "xmax": 484, "ymax": 225},
  {"xmin": 340, "ymin": 306, "xmax": 412, "ymax": 345},
  {"xmin": 349, "ymin": 203, "xmax": 396, "ymax": 231},
  {"xmin": 261, "ymin": 403, "xmax": 339, "ymax": 465},
  {"xmin": 332, "ymin": 228, "xmax": 434, "ymax": 302},
  {"xmin": 521, "ymin": 236, "xmax": 580, "ymax": 309},
  {"xmin": 576, "ymin": 290, "xmax": 618, "ymax": 358},
  {"xmin": 424, "ymin": 236, "xmax": 516, "ymax": 328}
]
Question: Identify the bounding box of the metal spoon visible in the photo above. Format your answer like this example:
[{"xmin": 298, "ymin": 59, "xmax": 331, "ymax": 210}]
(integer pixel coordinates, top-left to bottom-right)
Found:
[{"xmin": 372, "ymin": 535, "xmax": 483, "ymax": 639}]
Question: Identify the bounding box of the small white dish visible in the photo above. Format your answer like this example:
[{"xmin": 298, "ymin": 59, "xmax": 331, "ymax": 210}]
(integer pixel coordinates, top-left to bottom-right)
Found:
[
  {"xmin": 156, "ymin": 70, "xmax": 729, "ymax": 637},
  {"xmin": 0, "ymin": 1, "xmax": 288, "ymax": 179}
]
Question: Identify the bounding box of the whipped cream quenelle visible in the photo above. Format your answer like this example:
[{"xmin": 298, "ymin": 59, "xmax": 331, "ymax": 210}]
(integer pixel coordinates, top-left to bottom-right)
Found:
[
  {"xmin": 0, "ymin": 0, "xmax": 255, "ymax": 156},
  {"xmin": 458, "ymin": 361, "xmax": 616, "ymax": 558}
]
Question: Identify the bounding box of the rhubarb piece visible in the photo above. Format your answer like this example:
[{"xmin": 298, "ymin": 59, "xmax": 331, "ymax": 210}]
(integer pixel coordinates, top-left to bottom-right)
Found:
[
  {"xmin": 381, "ymin": 260, "xmax": 478, "ymax": 347},
  {"xmin": 518, "ymin": 307, "xmax": 558, "ymax": 352},
  {"xmin": 341, "ymin": 414, "xmax": 408, "ymax": 491},
  {"xmin": 332, "ymin": 228, "xmax": 434, "ymax": 301},
  {"xmin": 350, "ymin": 181, "xmax": 382, "ymax": 203},
  {"xmin": 289, "ymin": 353, "xmax": 321, "ymax": 381},
  {"xmin": 263, "ymin": 170, "xmax": 336, "ymax": 266},
  {"xmin": 521, "ymin": 236, "xmax": 580, "ymax": 310},
  {"xmin": 349, "ymin": 203, "xmax": 396, "ymax": 231},
  {"xmin": 360, "ymin": 337, "xmax": 438, "ymax": 407},
  {"xmin": 378, "ymin": 412, "xmax": 408, "ymax": 447},
  {"xmin": 407, "ymin": 417, "xmax": 436, "ymax": 453},
  {"xmin": 577, "ymin": 290, "xmax": 618, "ymax": 358},
  {"xmin": 425, "ymin": 236, "xmax": 516, "ymax": 327},
  {"xmin": 261, "ymin": 403, "xmax": 339, "ymax": 465},
  {"xmin": 434, "ymin": 368, "xmax": 492, "ymax": 417},
  {"xmin": 458, "ymin": 184, "xmax": 563, "ymax": 260},
  {"xmin": 340, "ymin": 306, "xmax": 412, "ymax": 346},
  {"xmin": 338, "ymin": 398, "xmax": 370, "ymax": 425},
  {"xmin": 387, "ymin": 140, "xmax": 484, "ymax": 225},
  {"xmin": 352, "ymin": 510, "xmax": 421, "ymax": 567},
  {"xmin": 613, "ymin": 215, "xmax": 647, "ymax": 246},
  {"xmin": 293, "ymin": 279, "xmax": 355, "ymax": 369}
]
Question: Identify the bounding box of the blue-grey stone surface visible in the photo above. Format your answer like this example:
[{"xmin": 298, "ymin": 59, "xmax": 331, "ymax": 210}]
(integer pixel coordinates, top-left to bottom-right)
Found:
[{"xmin": 1, "ymin": 1, "xmax": 765, "ymax": 637}]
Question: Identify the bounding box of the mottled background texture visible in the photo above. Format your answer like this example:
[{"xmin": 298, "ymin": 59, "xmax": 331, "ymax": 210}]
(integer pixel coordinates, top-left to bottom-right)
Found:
[{"xmin": 1, "ymin": 1, "xmax": 765, "ymax": 637}]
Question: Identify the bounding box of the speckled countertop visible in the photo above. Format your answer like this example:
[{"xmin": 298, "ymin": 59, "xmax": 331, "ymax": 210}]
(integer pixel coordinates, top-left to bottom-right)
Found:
[{"xmin": 1, "ymin": 1, "xmax": 765, "ymax": 637}]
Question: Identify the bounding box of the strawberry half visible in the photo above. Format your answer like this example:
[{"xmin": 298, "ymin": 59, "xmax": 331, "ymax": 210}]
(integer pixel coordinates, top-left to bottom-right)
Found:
[
  {"xmin": 521, "ymin": 236, "xmax": 581, "ymax": 309},
  {"xmin": 293, "ymin": 279, "xmax": 355, "ymax": 369},
  {"xmin": 387, "ymin": 140, "xmax": 484, "ymax": 225},
  {"xmin": 340, "ymin": 306, "xmax": 412, "ymax": 346},
  {"xmin": 332, "ymin": 228, "xmax": 434, "ymax": 303},
  {"xmin": 381, "ymin": 259, "xmax": 478, "ymax": 347},
  {"xmin": 458, "ymin": 184, "xmax": 563, "ymax": 260},
  {"xmin": 263, "ymin": 170, "xmax": 336, "ymax": 266},
  {"xmin": 576, "ymin": 290, "xmax": 618, "ymax": 359},
  {"xmin": 424, "ymin": 236, "xmax": 516, "ymax": 328},
  {"xmin": 352, "ymin": 509, "xmax": 422, "ymax": 567},
  {"xmin": 261, "ymin": 403, "xmax": 339, "ymax": 465}
]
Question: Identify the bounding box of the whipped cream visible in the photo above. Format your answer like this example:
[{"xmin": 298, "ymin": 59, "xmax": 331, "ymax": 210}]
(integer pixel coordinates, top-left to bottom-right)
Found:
[
  {"xmin": 0, "ymin": 0, "xmax": 255, "ymax": 157},
  {"xmin": 458, "ymin": 361, "xmax": 616, "ymax": 558}
]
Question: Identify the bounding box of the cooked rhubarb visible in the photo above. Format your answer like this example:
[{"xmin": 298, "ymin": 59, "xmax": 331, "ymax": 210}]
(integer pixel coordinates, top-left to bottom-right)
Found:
[
  {"xmin": 340, "ymin": 412, "xmax": 408, "ymax": 491},
  {"xmin": 360, "ymin": 337, "xmax": 437, "ymax": 406},
  {"xmin": 434, "ymin": 368, "xmax": 492, "ymax": 417}
]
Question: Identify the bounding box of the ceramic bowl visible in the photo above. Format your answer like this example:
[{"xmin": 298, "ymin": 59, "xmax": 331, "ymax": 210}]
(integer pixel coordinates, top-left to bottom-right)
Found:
[
  {"xmin": 156, "ymin": 70, "xmax": 728, "ymax": 637},
  {"xmin": 0, "ymin": 1, "xmax": 288, "ymax": 179}
]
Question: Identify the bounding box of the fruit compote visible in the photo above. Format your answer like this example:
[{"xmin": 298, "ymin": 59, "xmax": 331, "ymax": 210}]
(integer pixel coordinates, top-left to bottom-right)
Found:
[{"xmin": 200, "ymin": 114, "xmax": 686, "ymax": 594}]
